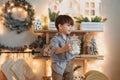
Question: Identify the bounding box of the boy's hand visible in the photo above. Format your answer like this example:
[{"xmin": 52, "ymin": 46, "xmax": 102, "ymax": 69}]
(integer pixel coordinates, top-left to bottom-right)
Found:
[
  {"xmin": 55, "ymin": 43, "xmax": 73, "ymax": 54},
  {"xmin": 63, "ymin": 43, "xmax": 73, "ymax": 52}
]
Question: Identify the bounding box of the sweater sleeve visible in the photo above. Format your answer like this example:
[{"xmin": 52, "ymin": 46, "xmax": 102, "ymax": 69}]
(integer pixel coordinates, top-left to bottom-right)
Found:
[{"xmin": 44, "ymin": 36, "xmax": 60, "ymax": 56}]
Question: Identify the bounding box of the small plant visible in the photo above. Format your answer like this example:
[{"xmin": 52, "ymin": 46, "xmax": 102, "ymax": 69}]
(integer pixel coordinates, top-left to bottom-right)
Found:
[
  {"xmin": 91, "ymin": 16, "xmax": 107, "ymax": 22},
  {"xmin": 74, "ymin": 16, "xmax": 90, "ymax": 23},
  {"xmin": 74, "ymin": 16, "xmax": 107, "ymax": 23},
  {"xmin": 48, "ymin": 8, "xmax": 60, "ymax": 22}
]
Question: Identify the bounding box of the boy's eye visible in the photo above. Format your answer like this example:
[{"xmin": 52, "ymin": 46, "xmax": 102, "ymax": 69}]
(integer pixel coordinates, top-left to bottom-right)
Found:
[
  {"xmin": 68, "ymin": 24, "xmax": 70, "ymax": 26},
  {"xmin": 68, "ymin": 25, "xmax": 72, "ymax": 27}
]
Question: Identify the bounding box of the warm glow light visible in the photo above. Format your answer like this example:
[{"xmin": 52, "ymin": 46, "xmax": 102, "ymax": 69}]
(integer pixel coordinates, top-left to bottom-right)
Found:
[
  {"xmin": 24, "ymin": 48, "xmax": 31, "ymax": 52},
  {"xmin": 25, "ymin": 5, "xmax": 28, "ymax": 9},
  {"xmin": 87, "ymin": 60, "xmax": 104, "ymax": 72},
  {"xmin": 95, "ymin": 33, "xmax": 105, "ymax": 55},
  {"xmin": 32, "ymin": 6, "xmax": 35, "ymax": 10},
  {"xmin": 32, "ymin": 60, "xmax": 40, "ymax": 73},
  {"xmin": 0, "ymin": 9, "xmax": 2, "ymax": 14},
  {"xmin": 46, "ymin": 60, "xmax": 51, "ymax": 76},
  {"xmin": 0, "ymin": 54, "xmax": 8, "ymax": 67},
  {"xmin": 10, "ymin": 3, "xmax": 14, "ymax": 6},
  {"xmin": 7, "ymin": 9, "xmax": 11, "ymax": 13},
  {"xmin": 0, "ymin": 24, "xmax": 4, "ymax": 35},
  {"xmin": 2, "ymin": 4, "xmax": 5, "ymax": 8},
  {"xmin": 1, "ymin": 20, "xmax": 4, "ymax": 24},
  {"xmin": 12, "ymin": 7, "xmax": 16, "ymax": 12},
  {"xmin": 18, "ymin": 7, "xmax": 23, "ymax": 12},
  {"xmin": 86, "ymin": 33, "xmax": 106, "ymax": 73},
  {"xmin": 0, "ymin": 30, "xmax": 3, "ymax": 35},
  {"xmin": 33, "ymin": 60, "xmax": 39, "ymax": 66},
  {"xmin": 11, "ymin": 7, "xmax": 28, "ymax": 20},
  {"xmin": 24, "ymin": 11, "xmax": 28, "ymax": 17}
]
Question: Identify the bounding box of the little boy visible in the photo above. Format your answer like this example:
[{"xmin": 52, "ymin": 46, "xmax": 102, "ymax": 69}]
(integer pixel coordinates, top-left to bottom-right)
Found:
[{"xmin": 49, "ymin": 15, "xmax": 75, "ymax": 80}]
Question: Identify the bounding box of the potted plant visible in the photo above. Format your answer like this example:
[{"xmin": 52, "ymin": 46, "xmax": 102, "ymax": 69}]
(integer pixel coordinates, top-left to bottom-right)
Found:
[
  {"xmin": 74, "ymin": 16, "xmax": 107, "ymax": 31},
  {"xmin": 48, "ymin": 8, "xmax": 60, "ymax": 30}
]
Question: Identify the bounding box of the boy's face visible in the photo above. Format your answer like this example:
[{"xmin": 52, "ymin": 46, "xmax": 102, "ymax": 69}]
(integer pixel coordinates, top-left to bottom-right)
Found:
[{"xmin": 59, "ymin": 23, "xmax": 73, "ymax": 35}]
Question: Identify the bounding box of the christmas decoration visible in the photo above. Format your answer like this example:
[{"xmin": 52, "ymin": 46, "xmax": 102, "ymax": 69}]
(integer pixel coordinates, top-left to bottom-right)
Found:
[
  {"xmin": 91, "ymin": 37, "xmax": 98, "ymax": 54},
  {"xmin": 73, "ymin": 74, "xmax": 85, "ymax": 80},
  {"xmin": 73, "ymin": 65, "xmax": 85, "ymax": 80},
  {"xmin": 0, "ymin": 35, "xmax": 46, "ymax": 52},
  {"xmin": 80, "ymin": 36, "xmax": 84, "ymax": 54},
  {"xmin": 0, "ymin": 43, "xmax": 27, "ymax": 51},
  {"xmin": 2, "ymin": 0, "xmax": 34, "ymax": 33},
  {"xmin": 29, "ymin": 35, "xmax": 46, "ymax": 49},
  {"xmin": 29, "ymin": 35, "xmax": 46, "ymax": 56},
  {"xmin": 34, "ymin": 17, "xmax": 42, "ymax": 31},
  {"xmin": 83, "ymin": 33, "xmax": 92, "ymax": 54},
  {"xmin": 42, "ymin": 16, "xmax": 49, "ymax": 30}
]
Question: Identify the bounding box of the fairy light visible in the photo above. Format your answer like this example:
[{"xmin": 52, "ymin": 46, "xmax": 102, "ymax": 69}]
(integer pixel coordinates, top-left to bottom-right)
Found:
[
  {"xmin": 7, "ymin": 9, "xmax": 11, "ymax": 13},
  {"xmin": 0, "ymin": 30, "xmax": 3, "ymax": 35},
  {"xmin": 10, "ymin": 3, "xmax": 14, "ymax": 6},
  {"xmin": 0, "ymin": 9, "xmax": 2, "ymax": 14},
  {"xmin": 18, "ymin": 7, "xmax": 23, "ymax": 12},
  {"xmin": 0, "ymin": 54, "xmax": 8, "ymax": 68},
  {"xmin": 0, "ymin": 24, "xmax": 4, "ymax": 35},
  {"xmin": 12, "ymin": 7, "xmax": 16, "ymax": 12},
  {"xmin": 32, "ymin": 60, "xmax": 40, "ymax": 73},
  {"xmin": 25, "ymin": 5, "xmax": 28, "ymax": 9},
  {"xmin": 46, "ymin": 60, "xmax": 51, "ymax": 76},
  {"xmin": 24, "ymin": 48, "xmax": 31, "ymax": 52},
  {"xmin": 24, "ymin": 11, "xmax": 28, "ymax": 17},
  {"xmin": 95, "ymin": 33, "xmax": 106, "ymax": 55},
  {"xmin": 87, "ymin": 60, "xmax": 104, "ymax": 72},
  {"xmin": 86, "ymin": 33, "xmax": 106, "ymax": 73}
]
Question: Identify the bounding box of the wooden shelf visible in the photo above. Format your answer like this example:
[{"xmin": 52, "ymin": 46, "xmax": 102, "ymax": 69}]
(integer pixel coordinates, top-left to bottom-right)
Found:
[
  {"xmin": 75, "ymin": 54, "xmax": 104, "ymax": 60},
  {"xmin": 33, "ymin": 30, "xmax": 104, "ymax": 60},
  {"xmin": 33, "ymin": 54, "xmax": 104, "ymax": 60},
  {"xmin": 34, "ymin": 30, "xmax": 103, "ymax": 33},
  {"xmin": 33, "ymin": 55, "xmax": 50, "ymax": 59}
]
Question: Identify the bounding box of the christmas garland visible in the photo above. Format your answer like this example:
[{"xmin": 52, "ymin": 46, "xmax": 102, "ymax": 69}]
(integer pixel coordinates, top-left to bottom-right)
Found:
[
  {"xmin": 3, "ymin": 0, "xmax": 34, "ymax": 33},
  {"xmin": 0, "ymin": 35, "xmax": 46, "ymax": 52}
]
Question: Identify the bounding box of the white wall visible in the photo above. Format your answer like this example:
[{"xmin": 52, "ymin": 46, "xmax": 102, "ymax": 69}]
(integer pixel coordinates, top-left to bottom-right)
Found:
[{"xmin": 102, "ymin": 0, "xmax": 120, "ymax": 80}]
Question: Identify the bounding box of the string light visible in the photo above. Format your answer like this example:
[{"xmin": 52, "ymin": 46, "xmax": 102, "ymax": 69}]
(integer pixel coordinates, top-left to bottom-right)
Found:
[
  {"xmin": 7, "ymin": 9, "xmax": 11, "ymax": 13},
  {"xmin": 18, "ymin": 7, "xmax": 23, "ymax": 12},
  {"xmin": 0, "ymin": 30, "xmax": 3, "ymax": 35},
  {"xmin": 1, "ymin": 0, "xmax": 34, "ymax": 33},
  {"xmin": 46, "ymin": 60, "xmax": 51, "ymax": 76},
  {"xmin": 0, "ymin": 24, "xmax": 4, "ymax": 35},
  {"xmin": 25, "ymin": 5, "xmax": 28, "ymax": 9},
  {"xmin": 10, "ymin": 2, "xmax": 14, "ymax": 6}
]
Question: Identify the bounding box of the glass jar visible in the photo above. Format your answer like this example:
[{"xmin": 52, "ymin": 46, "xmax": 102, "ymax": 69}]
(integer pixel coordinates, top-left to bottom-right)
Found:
[{"xmin": 70, "ymin": 35, "xmax": 81, "ymax": 55}]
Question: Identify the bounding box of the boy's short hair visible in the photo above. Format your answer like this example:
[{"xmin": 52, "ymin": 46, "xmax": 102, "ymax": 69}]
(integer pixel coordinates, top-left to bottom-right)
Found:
[{"xmin": 55, "ymin": 15, "xmax": 74, "ymax": 31}]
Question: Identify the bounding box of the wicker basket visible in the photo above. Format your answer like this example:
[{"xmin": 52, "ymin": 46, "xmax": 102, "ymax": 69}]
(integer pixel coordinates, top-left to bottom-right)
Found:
[{"xmin": 84, "ymin": 70, "xmax": 109, "ymax": 80}]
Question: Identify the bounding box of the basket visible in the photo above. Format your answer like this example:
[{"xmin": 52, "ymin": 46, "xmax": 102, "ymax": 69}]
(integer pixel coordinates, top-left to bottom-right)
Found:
[{"xmin": 84, "ymin": 70, "xmax": 109, "ymax": 80}]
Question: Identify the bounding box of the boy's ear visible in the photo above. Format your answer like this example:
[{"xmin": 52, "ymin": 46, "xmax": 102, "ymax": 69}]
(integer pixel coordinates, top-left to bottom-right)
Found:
[{"xmin": 58, "ymin": 24, "xmax": 62, "ymax": 29}]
